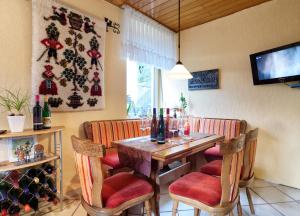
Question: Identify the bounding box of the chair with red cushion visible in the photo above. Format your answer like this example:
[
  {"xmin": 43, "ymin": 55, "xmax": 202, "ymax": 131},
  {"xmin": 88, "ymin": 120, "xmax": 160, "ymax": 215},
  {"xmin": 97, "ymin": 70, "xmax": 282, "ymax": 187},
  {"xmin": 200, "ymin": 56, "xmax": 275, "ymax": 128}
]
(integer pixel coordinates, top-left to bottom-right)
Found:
[
  {"xmin": 84, "ymin": 119, "xmax": 150, "ymax": 175},
  {"xmin": 71, "ymin": 136, "xmax": 153, "ymax": 216},
  {"xmin": 198, "ymin": 118, "xmax": 247, "ymax": 161},
  {"xmin": 169, "ymin": 134, "xmax": 245, "ymax": 216},
  {"xmin": 200, "ymin": 128, "xmax": 259, "ymax": 214}
]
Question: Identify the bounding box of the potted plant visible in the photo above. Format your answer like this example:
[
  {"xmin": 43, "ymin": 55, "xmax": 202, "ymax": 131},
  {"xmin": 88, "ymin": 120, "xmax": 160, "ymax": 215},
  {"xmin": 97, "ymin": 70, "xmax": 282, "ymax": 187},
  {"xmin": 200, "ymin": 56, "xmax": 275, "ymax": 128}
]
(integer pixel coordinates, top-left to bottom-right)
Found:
[
  {"xmin": 179, "ymin": 92, "xmax": 188, "ymax": 116},
  {"xmin": 0, "ymin": 89, "xmax": 30, "ymax": 132}
]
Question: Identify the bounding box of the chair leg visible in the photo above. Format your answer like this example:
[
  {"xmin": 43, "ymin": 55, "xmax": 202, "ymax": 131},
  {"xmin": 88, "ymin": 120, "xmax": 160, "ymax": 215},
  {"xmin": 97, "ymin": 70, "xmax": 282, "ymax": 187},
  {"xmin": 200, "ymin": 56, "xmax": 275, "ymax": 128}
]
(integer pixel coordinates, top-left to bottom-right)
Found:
[
  {"xmin": 246, "ymin": 187, "xmax": 255, "ymax": 214},
  {"xmin": 144, "ymin": 199, "xmax": 151, "ymax": 216},
  {"xmin": 237, "ymin": 197, "xmax": 243, "ymax": 216},
  {"xmin": 172, "ymin": 200, "xmax": 179, "ymax": 216},
  {"xmin": 194, "ymin": 208, "xmax": 200, "ymax": 216}
]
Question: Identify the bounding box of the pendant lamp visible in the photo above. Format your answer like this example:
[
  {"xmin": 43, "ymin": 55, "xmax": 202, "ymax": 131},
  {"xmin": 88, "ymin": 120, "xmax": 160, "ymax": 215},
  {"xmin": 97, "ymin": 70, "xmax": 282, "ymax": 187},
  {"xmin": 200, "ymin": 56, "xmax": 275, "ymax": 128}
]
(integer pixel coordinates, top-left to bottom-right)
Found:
[{"xmin": 168, "ymin": 0, "xmax": 193, "ymax": 79}]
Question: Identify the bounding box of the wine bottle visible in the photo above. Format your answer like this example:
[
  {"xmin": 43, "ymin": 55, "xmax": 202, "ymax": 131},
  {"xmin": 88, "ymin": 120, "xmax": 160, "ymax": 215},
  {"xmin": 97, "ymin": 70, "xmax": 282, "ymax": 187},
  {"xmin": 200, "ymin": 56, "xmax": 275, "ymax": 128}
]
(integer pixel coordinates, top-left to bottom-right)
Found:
[
  {"xmin": 173, "ymin": 109, "xmax": 177, "ymax": 118},
  {"xmin": 8, "ymin": 204, "xmax": 20, "ymax": 216},
  {"xmin": 24, "ymin": 203, "xmax": 31, "ymax": 213},
  {"xmin": 33, "ymin": 95, "xmax": 43, "ymax": 130},
  {"xmin": 45, "ymin": 176, "xmax": 57, "ymax": 193},
  {"xmin": 150, "ymin": 108, "xmax": 157, "ymax": 142},
  {"xmin": 19, "ymin": 176, "xmax": 31, "ymax": 194},
  {"xmin": 184, "ymin": 121, "xmax": 191, "ymax": 136},
  {"xmin": 38, "ymin": 186, "xmax": 47, "ymax": 200},
  {"xmin": 7, "ymin": 188, "xmax": 21, "ymax": 201},
  {"xmin": 18, "ymin": 192, "xmax": 30, "ymax": 206},
  {"xmin": 165, "ymin": 108, "xmax": 170, "ymax": 139},
  {"xmin": 9, "ymin": 171, "xmax": 19, "ymax": 189},
  {"xmin": 28, "ymin": 196, "xmax": 38, "ymax": 211},
  {"xmin": 1, "ymin": 199, "xmax": 12, "ymax": 216},
  {"xmin": 157, "ymin": 108, "xmax": 166, "ymax": 144},
  {"xmin": 28, "ymin": 182, "xmax": 40, "ymax": 198},
  {"xmin": 42, "ymin": 163, "xmax": 55, "ymax": 175},
  {"xmin": 27, "ymin": 168, "xmax": 38, "ymax": 179},
  {"xmin": 0, "ymin": 181, "xmax": 10, "ymax": 192},
  {"xmin": 46, "ymin": 190, "xmax": 58, "ymax": 205},
  {"xmin": 37, "ymin": 170, "xmax": 46, "ymax": 184},
  {"xmin": 42, "ymin": 96, "xmax": 51, "ymax": 129}
]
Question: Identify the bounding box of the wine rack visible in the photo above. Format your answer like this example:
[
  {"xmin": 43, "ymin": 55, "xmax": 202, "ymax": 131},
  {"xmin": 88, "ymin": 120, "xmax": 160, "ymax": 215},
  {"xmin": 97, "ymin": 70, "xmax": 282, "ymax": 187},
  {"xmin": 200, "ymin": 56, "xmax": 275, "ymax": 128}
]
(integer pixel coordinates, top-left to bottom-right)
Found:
[
  {"xmin": 0, "ymin": 127, "xmax": 64, "ymax": 215},
  {"xmin": 0, "ymin": 164, "xmax": 58, "ymax": 215}
]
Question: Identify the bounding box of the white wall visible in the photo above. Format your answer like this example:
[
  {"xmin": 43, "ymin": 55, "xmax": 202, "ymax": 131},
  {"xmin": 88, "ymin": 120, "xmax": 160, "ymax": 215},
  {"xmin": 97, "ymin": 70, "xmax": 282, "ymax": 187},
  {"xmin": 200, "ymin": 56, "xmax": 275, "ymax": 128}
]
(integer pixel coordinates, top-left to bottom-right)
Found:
[{"xmin": 165, "ymin": 0, "xmax": 300, "ymax": 188}]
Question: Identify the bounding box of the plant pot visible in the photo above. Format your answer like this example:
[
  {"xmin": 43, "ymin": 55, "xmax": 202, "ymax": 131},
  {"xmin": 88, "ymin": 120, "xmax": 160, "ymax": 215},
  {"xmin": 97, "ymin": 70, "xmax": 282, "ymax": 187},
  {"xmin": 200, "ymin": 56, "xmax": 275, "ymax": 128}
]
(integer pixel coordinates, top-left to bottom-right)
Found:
[{"xmin": 7, "ymin": 115, "xmax": 26, "ymax": 133}]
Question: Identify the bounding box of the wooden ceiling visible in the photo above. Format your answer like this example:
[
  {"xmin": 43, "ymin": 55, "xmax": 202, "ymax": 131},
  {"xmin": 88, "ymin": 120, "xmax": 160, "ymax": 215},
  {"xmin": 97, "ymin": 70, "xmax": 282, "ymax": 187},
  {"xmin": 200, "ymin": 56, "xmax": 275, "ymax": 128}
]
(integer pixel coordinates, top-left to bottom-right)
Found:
[{"xmin": 106, "ymin": 0, "xmax": 271, "ymax": 32}]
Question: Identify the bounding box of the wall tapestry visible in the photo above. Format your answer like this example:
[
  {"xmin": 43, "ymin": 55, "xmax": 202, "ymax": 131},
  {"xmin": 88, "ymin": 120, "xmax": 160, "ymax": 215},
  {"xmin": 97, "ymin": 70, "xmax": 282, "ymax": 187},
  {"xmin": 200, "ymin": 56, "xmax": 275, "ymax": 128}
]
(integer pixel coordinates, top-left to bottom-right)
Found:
[
  {"xmin": 188, "ymin": 69, "xmax": 219, "ymax": 90},
  {"xmin": 32, "ymin": 0, "xmax": 106, "ymax": 111}
]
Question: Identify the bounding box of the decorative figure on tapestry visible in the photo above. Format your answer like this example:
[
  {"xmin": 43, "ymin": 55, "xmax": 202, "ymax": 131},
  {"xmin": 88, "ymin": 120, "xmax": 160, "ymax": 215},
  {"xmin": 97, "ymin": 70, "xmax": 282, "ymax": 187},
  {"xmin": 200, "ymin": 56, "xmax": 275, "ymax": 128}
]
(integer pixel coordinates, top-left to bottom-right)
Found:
[
  {"xmin": 38, "ymin": 23, "xmax": 63, "ymax": 64},
  {"xmin": 84, "ymin": 17, "xmax": 101, "ymax": 38},
  {"xmin": 32, "ymin": 0, "xmax": 106, "ymax": 112},
  {"xmin": 39, "ymin": 65, "xmax": 58, "ymax": 95},
  {"xmin": 87, "ymin": 98, "xmax": 98, "ymax": 107},
  {"xmin": 44, "ymin": 6, "xmax": 67, "ymax": 26},
  {"xmin": 68, "ymin": 12, "xmax": 84, "ymax": 31},
  {"xmin": 90, "ymin": 72, "xmax": 102, "ymax": 96},
  {"xmin": 87, "ymin": 36, "xmax": 103, "ymax": 71}
]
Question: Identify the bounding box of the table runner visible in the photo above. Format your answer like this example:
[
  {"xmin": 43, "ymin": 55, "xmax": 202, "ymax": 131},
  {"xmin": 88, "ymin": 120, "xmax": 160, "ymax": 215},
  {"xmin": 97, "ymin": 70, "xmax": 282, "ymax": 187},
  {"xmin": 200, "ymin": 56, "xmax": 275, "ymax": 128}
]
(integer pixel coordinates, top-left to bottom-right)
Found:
[{"xmin": 117, "ymin": 133, "xmax": 212, "ymax": 177}]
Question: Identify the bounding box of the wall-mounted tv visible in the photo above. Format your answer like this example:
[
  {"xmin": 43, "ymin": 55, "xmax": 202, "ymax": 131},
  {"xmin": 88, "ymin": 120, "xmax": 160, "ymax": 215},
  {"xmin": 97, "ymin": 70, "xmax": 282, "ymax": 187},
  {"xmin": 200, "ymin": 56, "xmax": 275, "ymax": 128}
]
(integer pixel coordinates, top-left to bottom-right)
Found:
[{"xmin": 250, "ymin": 42, "xmax": 300, "ymax": 85}]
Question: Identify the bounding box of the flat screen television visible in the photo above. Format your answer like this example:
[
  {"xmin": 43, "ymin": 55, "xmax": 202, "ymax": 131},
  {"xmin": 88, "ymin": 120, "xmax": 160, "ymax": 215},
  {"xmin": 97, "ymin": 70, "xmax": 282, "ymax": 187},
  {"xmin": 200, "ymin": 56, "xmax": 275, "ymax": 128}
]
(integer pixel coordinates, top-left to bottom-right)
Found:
[{"xmin": 250, "ymin": 42, "xmax": 300, "ymax": 85}]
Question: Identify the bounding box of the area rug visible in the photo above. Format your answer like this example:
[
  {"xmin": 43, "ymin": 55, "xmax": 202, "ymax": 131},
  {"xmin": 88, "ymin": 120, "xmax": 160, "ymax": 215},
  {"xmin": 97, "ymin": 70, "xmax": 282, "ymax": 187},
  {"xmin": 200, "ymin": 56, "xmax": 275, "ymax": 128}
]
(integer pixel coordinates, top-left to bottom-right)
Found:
[{"xmin": 32, "ymin": 0, "xmax": 106, "ymax": 111}]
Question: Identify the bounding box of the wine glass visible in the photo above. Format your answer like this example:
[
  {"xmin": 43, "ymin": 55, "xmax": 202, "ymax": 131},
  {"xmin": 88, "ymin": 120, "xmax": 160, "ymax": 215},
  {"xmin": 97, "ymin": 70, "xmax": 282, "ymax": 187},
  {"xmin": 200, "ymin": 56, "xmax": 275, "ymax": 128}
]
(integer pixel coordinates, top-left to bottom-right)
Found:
[
  {"xmin": 178, "ymin": 116, "xmax": 185, "ymax": 137},
  {"xmin": 169, "ymin": 118, "xmax": 178, "ymax": 144},
  {"xmin": 140, "ymin": 115, "xmax": 147, "ymax": 136}
]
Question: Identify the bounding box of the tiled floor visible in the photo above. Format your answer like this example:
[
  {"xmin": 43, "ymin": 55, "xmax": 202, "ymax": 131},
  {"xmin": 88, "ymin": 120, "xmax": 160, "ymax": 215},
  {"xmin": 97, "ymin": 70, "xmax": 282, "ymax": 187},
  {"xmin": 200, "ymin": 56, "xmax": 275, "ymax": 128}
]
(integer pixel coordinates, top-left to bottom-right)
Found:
[{"xmin": 42, "ymin": 179, "xmax": 300, "ymax": 216}]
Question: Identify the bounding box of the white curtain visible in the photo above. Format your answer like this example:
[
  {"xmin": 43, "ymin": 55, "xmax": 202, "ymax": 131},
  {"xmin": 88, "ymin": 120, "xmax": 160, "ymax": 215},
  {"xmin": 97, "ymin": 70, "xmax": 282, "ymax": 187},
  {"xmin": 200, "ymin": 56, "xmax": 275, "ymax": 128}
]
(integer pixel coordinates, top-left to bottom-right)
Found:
[{"xmin": 122, "ymin": 5, "xmax": 177, "ymax": 70}]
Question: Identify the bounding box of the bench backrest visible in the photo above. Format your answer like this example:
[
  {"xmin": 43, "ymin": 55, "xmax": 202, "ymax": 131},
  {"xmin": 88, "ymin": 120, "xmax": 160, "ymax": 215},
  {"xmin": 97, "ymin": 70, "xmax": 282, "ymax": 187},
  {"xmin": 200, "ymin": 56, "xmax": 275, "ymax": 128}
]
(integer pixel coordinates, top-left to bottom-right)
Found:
[
  {"xmin": 195, "ymin": 118, "xmax": 247, "ymax": 141},
  {"xmin": 83, "ymin": 117, "xmax": 247, "ymax": 148},
  {"xmin": 84, "ymin": 119, "xmax": 150, "ymax": 148}
]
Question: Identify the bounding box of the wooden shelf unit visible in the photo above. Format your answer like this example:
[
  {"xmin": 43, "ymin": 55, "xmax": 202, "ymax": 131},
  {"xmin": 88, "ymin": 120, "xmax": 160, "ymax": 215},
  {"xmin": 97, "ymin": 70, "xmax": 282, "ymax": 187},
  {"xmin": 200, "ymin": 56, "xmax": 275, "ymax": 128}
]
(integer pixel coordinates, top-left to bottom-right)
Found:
[
  {"xmin": 0, "ymin": 126, "xmax": 64, "ymax": 139},
  {"xmin": 0, "ymin": 154, "xmax": 60, "ymax": 172},
  {"xmin": 0, "ymin": 126, "xmax": 64, "ymax": 212}
]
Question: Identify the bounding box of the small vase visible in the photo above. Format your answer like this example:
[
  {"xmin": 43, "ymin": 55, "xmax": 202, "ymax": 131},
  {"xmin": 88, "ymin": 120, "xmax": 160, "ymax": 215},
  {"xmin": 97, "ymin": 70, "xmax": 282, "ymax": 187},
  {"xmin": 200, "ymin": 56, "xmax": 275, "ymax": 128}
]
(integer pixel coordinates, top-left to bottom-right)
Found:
[{"xmin": 7, "ymin": 115, "xmax": 26, "ymax": 133}]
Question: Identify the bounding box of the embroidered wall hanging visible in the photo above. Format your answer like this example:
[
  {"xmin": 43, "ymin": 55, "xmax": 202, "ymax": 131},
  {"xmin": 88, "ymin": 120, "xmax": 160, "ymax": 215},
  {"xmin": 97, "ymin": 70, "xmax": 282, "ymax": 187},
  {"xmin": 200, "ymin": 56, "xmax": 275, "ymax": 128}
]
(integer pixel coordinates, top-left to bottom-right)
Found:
[{"xmin": 32, "ymin": 0, "xmax": 105, "ymax": 111}]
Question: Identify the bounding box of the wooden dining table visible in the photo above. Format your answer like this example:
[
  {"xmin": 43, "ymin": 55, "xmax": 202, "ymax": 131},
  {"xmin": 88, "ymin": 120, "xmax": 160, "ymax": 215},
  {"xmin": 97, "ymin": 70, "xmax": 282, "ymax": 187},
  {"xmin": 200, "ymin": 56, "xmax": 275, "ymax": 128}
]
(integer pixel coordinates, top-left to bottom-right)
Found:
[{"xmin": 112, "ymin": 133, "xmax": 225, "ymax": 216}]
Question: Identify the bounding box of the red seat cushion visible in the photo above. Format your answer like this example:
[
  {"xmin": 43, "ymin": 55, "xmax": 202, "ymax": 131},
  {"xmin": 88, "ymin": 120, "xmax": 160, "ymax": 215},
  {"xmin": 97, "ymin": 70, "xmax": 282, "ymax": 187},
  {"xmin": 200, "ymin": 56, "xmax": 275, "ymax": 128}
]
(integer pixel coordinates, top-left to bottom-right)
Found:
[
  {"xmin": 200, "ymin": 160, "xmax": 222, "ymax": 176},
  {"xmin": 204, "ymin": 145, "xmax": 222, "ymax": 158},
  {"xmin": 102, "ymin": 172, "xmax": 153, "ymax": 208},
  {"xmin": 102, "ymin": 151, "xmax": 121, "ymax": 168},
  {"xmin": 169, "ymin": 172, "xmax": 221, "ymax": 207}
]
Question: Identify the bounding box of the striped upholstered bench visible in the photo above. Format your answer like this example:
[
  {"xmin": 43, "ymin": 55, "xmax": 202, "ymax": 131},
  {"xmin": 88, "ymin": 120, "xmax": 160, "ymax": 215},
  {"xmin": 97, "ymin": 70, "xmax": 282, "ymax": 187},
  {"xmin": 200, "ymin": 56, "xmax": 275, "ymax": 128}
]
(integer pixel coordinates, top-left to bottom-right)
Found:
[
  {"xmin": 83, "ymin": 119, "xmax": 150, "ymax": 172},
  {"xmin": 196, "ymin": 118, "xmax": 247, "ymax": 160}
]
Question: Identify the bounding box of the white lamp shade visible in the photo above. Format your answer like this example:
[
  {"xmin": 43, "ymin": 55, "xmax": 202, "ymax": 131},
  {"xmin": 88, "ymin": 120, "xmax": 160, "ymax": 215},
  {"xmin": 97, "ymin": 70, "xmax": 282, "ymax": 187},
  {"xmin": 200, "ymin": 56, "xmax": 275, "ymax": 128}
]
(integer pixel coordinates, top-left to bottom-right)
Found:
[{"xmin": 168, "ymin": 62, "xmax": 193, "ymax": 79}]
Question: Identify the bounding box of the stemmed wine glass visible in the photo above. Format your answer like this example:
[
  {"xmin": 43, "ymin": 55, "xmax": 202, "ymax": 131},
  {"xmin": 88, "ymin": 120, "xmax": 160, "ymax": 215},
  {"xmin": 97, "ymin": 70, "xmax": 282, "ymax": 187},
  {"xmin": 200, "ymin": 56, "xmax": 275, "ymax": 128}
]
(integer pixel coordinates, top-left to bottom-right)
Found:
[
  {"xmin": 178, "ymin": 116, "xmax": 185, "ymax": 137},
  {"xmin": 169, "ymin": 118, "xmax": 178, "ymax": 144}
]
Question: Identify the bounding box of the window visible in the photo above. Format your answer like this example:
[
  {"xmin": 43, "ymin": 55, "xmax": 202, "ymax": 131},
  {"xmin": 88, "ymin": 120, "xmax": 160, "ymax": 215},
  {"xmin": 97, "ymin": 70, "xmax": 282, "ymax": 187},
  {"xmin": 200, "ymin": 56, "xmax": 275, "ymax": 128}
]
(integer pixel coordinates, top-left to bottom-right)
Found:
[{"xmin": 127, "ymin": 60, "xmax": 162, "ymax": 117}]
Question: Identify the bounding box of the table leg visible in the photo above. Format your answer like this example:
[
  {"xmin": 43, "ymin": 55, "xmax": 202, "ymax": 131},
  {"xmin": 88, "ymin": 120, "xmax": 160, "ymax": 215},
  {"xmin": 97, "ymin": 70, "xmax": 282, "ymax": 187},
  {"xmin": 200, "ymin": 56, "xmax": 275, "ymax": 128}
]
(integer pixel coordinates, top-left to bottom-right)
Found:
[
  {"xmin": 150, "ymin": 160, "xmax": 162, "ymax": 216},
  {"xmin": 187, "ymin": 151, "xmax": 207, "ymax": 172}
]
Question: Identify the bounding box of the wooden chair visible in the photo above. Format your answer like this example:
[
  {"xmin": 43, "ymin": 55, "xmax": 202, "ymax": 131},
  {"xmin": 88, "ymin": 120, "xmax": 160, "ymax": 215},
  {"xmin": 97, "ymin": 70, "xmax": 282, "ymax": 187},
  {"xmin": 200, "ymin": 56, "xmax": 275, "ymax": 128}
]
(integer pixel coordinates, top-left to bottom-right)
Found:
[
  {"xmin": 169, "ymin": 134, "xmax": 246, "ymax": 216},
  {"xmin": 71, "ymin": 135, "xmax": 154, "ymax": 216},
  {"xmin": 239, "ymin": 128, "xmax": 259, "ymax": 214},
  {"xmin": 200, "ymin": 129, "xmax": 259, "ymax": 214}
]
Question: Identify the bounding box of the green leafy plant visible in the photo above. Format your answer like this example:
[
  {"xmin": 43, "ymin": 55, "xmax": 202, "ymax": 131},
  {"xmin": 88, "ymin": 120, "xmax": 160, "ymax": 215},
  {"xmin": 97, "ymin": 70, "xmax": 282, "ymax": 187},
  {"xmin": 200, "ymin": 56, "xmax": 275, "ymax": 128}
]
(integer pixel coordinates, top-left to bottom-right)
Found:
[
  {"xmin": 0, "ymin": 89, "xmax": 30, "ymax": 115},
  {"xmin": 179, "ymin": 92, "xmax": 187, "ymax": 111}
]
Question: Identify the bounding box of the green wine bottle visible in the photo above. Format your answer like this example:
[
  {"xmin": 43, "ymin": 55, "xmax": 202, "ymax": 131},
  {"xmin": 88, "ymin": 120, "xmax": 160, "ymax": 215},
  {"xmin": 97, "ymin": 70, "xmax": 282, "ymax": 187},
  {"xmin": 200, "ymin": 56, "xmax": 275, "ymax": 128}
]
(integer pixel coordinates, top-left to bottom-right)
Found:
[
  {"xmin": 42, "ymin": 96, "xmax": 51, "ymax": 129},
  {"xmin": 150, "ymin": 108, "xmax": 157, "ymax": 142},
  {"xmin": 28, "ymin": 196, "xmax": 39, "ymax": 211},
  {"xmin": 157, "ymin": 108, "xmax": 166, "ymax": 144}
]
